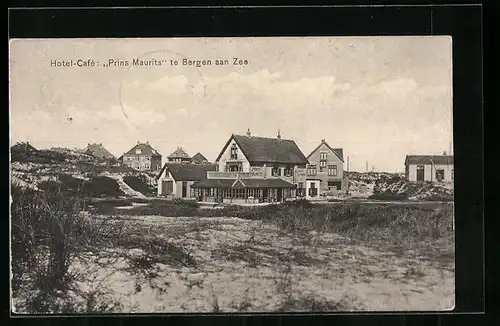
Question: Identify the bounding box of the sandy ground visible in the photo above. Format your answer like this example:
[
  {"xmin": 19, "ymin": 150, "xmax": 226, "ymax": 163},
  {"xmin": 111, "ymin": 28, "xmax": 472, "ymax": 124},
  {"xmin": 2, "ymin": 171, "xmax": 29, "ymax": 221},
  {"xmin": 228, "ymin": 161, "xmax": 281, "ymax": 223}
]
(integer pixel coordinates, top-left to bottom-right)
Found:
[{"xmin": 33, "ymin": 214, "xmax": 455, "ymax": 313}]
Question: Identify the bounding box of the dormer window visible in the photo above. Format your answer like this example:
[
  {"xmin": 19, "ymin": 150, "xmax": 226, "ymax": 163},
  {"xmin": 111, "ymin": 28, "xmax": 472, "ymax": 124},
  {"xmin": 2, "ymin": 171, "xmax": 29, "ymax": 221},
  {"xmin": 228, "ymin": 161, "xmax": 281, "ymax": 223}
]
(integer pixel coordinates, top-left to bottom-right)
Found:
[
  {"xmin": 272, "ymin": 166, "xmax": 281, "ymax": 177},
  {"xmin": 230, "ymin": 143, "xmax": 238, "ymax": 160}
]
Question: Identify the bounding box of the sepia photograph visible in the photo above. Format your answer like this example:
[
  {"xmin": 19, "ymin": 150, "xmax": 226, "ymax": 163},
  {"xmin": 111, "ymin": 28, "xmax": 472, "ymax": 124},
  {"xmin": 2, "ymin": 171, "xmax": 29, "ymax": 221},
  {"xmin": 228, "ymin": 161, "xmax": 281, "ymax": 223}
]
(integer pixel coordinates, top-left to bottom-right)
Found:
[{"xmin": 9, "ymin": 36, "xmax": 454, "ymax": 313}]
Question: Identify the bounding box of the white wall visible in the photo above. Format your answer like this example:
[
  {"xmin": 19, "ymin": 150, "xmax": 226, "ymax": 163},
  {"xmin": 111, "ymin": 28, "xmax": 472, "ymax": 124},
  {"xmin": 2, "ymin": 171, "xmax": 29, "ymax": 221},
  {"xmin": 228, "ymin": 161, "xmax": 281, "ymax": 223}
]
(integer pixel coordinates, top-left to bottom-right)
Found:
[
  {"xmin": 217, "ymin": 140, "xmax": 250, "ymax": 172},
  {"xmin": 407, "ymin": 164, "xmax": 454, "ymax": 182}
]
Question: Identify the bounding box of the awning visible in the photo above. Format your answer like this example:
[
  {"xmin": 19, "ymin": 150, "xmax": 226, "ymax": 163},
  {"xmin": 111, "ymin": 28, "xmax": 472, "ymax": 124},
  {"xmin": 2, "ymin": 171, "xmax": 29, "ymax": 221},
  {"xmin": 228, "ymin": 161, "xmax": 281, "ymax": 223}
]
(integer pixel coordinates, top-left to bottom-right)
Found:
[
  {"xmin": 191, "ymin": 179, "xmax": 235, "ymax": 188},
  {"xmin": 240, "ymin": 178, "xmax": 296, "ymax": 188},
  {"xmin": 191, "ymin": 178, "xmax": 296, "ymax": 189}
]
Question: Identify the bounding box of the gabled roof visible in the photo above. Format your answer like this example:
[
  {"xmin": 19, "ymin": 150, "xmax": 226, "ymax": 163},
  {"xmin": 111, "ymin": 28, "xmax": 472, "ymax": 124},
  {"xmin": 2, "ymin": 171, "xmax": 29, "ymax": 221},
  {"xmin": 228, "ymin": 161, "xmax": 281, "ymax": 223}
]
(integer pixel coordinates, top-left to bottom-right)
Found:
[
  {"xmin": 215, "ymin": 134, "xmax": 309, "ymax": 165},
  {"xmin": 85, "ymin": 143, "xmax": 115, "ymax": 159},
  {"xmin": 306, "ymin": 139, "xmax": 344, "ymax": 162},
  {"xmin": 124, "ymin": 142, "xmax": 161, "ymax": 157},
  {"xmin": 156, "ymin": 163, "xmax": 217, "ymax": 181},
  {"xmin": 191, "ymin": 152, "xmax": 209, "ymax": 164},
  {"xmin": 168, "ymin": 147, "xmax": 191, "ymax": 159},
  {"xmin": 405, "ymin": 155, "xmax": 454, "ymax": 165}
]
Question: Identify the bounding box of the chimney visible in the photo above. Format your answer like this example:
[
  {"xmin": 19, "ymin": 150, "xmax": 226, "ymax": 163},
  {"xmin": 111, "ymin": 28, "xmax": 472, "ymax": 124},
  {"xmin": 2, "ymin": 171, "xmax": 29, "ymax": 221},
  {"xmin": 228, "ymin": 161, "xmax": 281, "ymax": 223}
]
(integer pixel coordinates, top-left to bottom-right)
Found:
[
  {"xmin": 146, "ymin": 141, "xmax": 149, "ymax": 145},
  {"xmin": 137, "ymin": 141, "xmax": 140, "ymax": 144},
  {"xmin": 277, "ymin": 129, "xmax": 281, "ymax": 140},
  {"xmin": 321, "ymin": 139, "xmax": 326, "ymax": 143},
  {"xmin": 443, "ymin": 151, "xmax": 447, "ymax": 155},
  {"xmin": 246, "ymin": 128, "xmax": 251, "ymax": 137}
]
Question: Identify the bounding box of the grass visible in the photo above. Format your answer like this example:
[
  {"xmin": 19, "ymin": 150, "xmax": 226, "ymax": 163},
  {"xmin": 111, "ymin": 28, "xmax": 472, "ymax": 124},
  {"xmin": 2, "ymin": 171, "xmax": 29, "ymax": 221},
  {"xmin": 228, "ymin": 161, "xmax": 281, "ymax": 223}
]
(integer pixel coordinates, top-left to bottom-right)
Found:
[
  {"xmin": 368, "ymin": 192, "xmax": 409, "ymax": 201},
  {"xmin": 10, "ymin": 184, "xmax": 127, "ymax": 313},
  {"xmin": 91, "ymin": 199, "xmax": 454, "ymax": 265}
]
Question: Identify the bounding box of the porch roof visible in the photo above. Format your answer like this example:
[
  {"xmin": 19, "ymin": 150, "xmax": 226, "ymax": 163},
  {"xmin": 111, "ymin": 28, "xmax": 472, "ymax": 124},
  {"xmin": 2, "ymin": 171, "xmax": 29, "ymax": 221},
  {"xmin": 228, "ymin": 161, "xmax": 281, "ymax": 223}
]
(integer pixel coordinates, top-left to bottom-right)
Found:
[{"xmin": 191, "ymin": 178, "xmax": 296, "ymax": 189}]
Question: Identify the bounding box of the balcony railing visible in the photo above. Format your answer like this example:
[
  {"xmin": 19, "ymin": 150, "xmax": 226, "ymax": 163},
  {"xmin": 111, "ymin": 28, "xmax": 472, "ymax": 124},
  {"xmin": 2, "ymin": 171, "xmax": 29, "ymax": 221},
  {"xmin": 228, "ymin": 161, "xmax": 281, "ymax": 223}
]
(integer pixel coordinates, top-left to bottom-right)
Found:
[{"xmin": 207, "ymin": 170, "xmax": 267, "ymax": 179}]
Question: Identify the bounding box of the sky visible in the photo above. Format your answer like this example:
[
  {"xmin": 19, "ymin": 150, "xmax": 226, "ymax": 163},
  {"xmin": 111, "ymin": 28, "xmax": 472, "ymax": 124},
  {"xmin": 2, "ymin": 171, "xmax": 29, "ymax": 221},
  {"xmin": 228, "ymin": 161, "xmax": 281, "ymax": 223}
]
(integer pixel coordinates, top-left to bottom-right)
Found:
[{"xmin": 9, "ymin": 36, "xmax": 452, "ymax": 172}]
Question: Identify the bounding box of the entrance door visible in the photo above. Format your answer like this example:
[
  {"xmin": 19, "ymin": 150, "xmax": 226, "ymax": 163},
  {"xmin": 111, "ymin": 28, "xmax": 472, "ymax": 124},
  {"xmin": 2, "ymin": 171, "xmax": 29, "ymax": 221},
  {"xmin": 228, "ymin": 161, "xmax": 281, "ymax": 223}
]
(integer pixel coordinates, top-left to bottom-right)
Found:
[
  {"xmin": 182, "ymin": 181, "xmax": 187, "ymax": 198},
  {"xmin": 263, "ymin": 188, "xmax": 268, "ymax": 201},
  {"xmin": 416, "ymin": 165, "xmax": 425, "ymax": 181},
  {"xmin": 277, "ymin": 188, "xmax": 283, "ymax": 202},
  {"xmin": 436, "ymin": 169, "xmax": 444, "ymax": 182}
]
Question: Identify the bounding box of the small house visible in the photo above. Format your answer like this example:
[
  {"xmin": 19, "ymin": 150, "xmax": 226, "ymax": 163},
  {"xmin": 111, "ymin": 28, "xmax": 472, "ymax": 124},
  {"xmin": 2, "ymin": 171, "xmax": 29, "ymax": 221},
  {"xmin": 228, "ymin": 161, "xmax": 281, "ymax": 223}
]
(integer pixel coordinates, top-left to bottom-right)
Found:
[
  {"xmin": 84, "ymin": 143, "xmax": 115, "ymax": 160},
  {"xmin": 156, "ymin": 163, "xmax": 218, "ymax": 199},
  {"xmin": 404, "ymin": 154, "xmax": 454, "ymax": 182},
  {"xmin": 167, "ymin": 147, "xmax": 192, "ymax": 164}
]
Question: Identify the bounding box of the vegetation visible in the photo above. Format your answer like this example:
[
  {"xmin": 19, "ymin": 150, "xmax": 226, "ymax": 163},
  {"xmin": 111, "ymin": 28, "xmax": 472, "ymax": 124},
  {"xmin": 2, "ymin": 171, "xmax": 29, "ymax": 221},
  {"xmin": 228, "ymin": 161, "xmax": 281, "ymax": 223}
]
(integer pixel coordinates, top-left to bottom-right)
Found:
[
  {"xmin": 122, "ymin": 175, "xmax": 157, "ymax": 197},
  {"xmin": 10, "ymin": 184, "xmax": 124, "ymax": 313},
  {"xmin": 38, "ymin": 173, "xmax": 125, "ymax": 198},
  {"xmin": 92, "ymin": 199, "xmax": 453, "ymax": 254}
]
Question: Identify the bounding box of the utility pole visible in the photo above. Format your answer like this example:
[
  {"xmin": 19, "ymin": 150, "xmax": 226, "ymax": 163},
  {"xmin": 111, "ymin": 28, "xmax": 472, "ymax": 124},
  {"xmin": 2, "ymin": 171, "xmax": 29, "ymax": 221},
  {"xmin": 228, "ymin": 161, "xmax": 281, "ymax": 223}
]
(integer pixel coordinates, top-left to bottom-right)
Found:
[{"xmin": 346, "ymin": 156, "xmax": 350, "ymax": 195}]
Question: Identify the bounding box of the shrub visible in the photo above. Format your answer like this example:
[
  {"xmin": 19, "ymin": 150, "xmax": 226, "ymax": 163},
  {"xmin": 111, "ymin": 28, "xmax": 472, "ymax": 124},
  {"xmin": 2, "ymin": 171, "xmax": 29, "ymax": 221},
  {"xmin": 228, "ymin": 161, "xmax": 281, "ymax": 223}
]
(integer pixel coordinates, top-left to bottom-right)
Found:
[
  {"xmin": 38, "ymin": 174, "xmax": 125, "ymax": 198},
  {"xmin": 10, "ymin": 183, "xmax": 124, "ymax": 313},
  {"xmin": 123, "ymin": 175, "xmax": 156, "ymax": 197}
]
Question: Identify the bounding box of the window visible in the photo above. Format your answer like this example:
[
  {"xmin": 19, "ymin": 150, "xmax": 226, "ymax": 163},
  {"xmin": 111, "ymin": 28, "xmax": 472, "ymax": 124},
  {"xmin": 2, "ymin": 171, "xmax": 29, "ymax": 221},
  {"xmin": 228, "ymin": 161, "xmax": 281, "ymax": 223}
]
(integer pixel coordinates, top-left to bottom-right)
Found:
[
  {"xmin": 272, "ymin": 166, "xmax": 281, "ymax": 176},
  {"xmin": 319, "ymin": 152, "xmax": 327, "ymax": 171},
  {"xmin": 230, "ymin": 143, "xmax": 238, "ymax": 160},
  {"xmin": 284, "ymin": 165, "xmax": 294, "ymax": 177},
  {"xmin": 328, "ymin": 181, "xmax": 342, "ymax": 190},
  {"xmin": 451, "ymin": 169, "xmax": 454, "ymax": 180},
  {"xmin": 328, "ymin": 165, "xmax": 337, "ymax": 176},
  {"xmin": 226, "ymin": 163, "xmax": 242, "ymax": 172},
  {"xmin": 135, "ymin": 149, "xmax": 142, "ymax": 154},
  {"xmin": 436, "ymin": 169, "xmax": 445, "ymax": 182},
  {"xmin": 307, "ymin": 165, "xmax": 317, "ymax": 175}
]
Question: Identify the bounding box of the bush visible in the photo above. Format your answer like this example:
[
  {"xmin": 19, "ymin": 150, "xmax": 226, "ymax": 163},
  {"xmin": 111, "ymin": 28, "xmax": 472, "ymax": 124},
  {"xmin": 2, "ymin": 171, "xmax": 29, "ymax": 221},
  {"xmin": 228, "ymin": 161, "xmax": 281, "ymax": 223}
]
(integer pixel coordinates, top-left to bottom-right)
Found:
[
  {"xmin": 123, "ymin": 175, "xmax": 156, "ymax": 197},
  {"xmin": 11, "ymin": 148, "xmax": 67, "ymax": 164},
  {"xmin": 38, "ymin": 174, "xmax": 124, "ymax": 198},
  {"xmin": 10, "ymin": 184, "xmax": 124, "ymax": 313}
]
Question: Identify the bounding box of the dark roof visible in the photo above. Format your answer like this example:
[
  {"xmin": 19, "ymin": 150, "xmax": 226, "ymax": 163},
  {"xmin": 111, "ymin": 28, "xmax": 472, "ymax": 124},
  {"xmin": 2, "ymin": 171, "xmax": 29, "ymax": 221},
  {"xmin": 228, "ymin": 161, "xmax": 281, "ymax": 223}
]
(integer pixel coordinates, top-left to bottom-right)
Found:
[
  {"xmin": 168, "ymin": 147, "xmax": 191, "ymax": 159},
  {"xmin": 404, "ymin": 155, "xmax": 454, "ymax": 165},
  {"xmin": 215, "ymin": 134, "xmax": 309, "ymax": 165},
  {"xmin": 191, "ymin": 152, "xmax": 209, "ymax": 164},
  {"xmin": 157, "ymin": 163, "xmax": 217, "ymax": 181},
  {"xmin": 306, "ymin": 139, "xmax": 344, "ymax": 162},
  {"xmin": 191, "ymin": 178, "xmax": 235, "ymax": 188},
  {"xmin": 85, "ymin": 143, "xmax": 115, "ymax": 159},
  {"xmin": 240, "ymin": 178, "xmax": 296, "ymax": 188},
  {"xmin": 124, "ymin": 142, "xmax": 161, "ymax": 157},
  {"xmin": 191, "ymin": 178, "xmax": 296, "ymax": 189}
]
